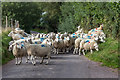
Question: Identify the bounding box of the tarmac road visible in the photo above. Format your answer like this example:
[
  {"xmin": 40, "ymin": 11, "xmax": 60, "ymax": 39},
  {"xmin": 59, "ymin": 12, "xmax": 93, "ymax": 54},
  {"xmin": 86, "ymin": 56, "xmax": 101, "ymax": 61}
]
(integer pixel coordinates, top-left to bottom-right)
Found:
[{"xmin": 2, "ymin": 53, "xmax": 118, "ymax": 78}]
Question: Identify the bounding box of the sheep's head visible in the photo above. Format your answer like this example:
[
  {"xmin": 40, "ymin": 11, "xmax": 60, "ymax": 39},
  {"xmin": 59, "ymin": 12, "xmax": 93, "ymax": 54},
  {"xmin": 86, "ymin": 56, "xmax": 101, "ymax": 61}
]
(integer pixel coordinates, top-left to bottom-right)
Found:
[
  {"xmin": 26, "ymin": 38, "xmax": 32, "ymax": 44},
  {"xmin": 93, "ymin": 34, "xmax": 99, "ymax": 41},
  {"xmin": 15, "ymin": 43, "xmax": 22, "ymax": 49},
  {"xmin": 8, "ymin": 31, "xmax": 13, "ymax": 37},
  {"xmin": 47, "ymin": 39, "xmax": 52, "ymax": 46},
  {"xmin": 99, "ymin": 32, "xmax": 106, "ymax": 43},
  {"xmin": 9, "ymin": 44, "xmax": 14, "ymax": 51},
  {"xmin": 100, "ymin": 32, "xmax": 106, "ymax": 39},
  {"xmin": 99, "ymin": 36, "xmax": 105, "ymax": 43},
  {"xmin": 66, "ymin": 36, "xmax": 70, "ymax": 41},
  {"xmin": 77, "ymin": 25, "xmax": 81, "ymax": 30},
  {"xmin": 100, "ymin": 24, "xmax": 104, "ymax": 28}
]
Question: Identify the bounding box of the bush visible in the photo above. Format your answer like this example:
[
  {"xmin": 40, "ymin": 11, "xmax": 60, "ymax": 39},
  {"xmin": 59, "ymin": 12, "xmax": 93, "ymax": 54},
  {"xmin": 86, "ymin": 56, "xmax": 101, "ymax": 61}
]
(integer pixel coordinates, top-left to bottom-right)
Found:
[{"xmin": 1, "ymin": 30, "xmax": 14, "ymax": 65}]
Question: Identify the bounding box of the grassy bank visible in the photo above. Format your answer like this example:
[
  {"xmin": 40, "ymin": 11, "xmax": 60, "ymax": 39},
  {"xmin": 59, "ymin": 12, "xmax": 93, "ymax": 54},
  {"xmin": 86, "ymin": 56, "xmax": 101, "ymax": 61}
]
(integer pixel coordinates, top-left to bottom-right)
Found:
[
  {"xmin": 86, "ymin": 38, "xmax": 119, "ymax": 69},
  {"xmin": 1, "ymin": 29, "xmax": 14, "ymax": 65}
]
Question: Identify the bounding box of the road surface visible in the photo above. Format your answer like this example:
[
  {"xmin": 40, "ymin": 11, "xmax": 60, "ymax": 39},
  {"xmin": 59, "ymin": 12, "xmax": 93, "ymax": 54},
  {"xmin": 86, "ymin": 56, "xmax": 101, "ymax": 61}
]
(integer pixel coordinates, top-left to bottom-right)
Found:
[{"xmin": 2, "ymin": 53, "xmax": 118, "ymax": 78}]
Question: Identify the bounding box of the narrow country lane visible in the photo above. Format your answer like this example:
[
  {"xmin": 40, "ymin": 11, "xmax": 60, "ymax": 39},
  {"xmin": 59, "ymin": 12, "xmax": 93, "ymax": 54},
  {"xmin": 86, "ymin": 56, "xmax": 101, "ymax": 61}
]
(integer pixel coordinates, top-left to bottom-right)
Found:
[{"xmin": 2, "ymin": 53, "xmax": 118, "ymax": 78}]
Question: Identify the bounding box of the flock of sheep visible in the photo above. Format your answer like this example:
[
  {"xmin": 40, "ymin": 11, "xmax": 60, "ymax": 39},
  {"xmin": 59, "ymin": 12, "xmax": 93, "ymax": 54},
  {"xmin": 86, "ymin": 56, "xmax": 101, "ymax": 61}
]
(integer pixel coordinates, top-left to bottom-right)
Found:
[{"xmin": 8, "ymin": 24, "xmax": 106, "ymax": 65}]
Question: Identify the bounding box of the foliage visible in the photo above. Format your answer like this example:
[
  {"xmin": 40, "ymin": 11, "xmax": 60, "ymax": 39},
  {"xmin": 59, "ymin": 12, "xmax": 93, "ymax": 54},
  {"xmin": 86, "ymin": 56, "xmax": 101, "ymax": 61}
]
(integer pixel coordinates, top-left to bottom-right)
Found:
[
  {"xmin": 2, "ymin": 2, "xmax": 61, "ymax": 33},
  {"xmin": 86, "ymin": 38, "xmax": 119, "ymax": 68},
  {"xmin": 31, "ymin": 28, "xmax": 47, "ymax": 34},
  {"xmin": 1, "ymin": 30, "xmax": 14, "ymax": 65},
  {"xmin": 58, "ymin": 2, "xmax": 120, "ymax": 39}
]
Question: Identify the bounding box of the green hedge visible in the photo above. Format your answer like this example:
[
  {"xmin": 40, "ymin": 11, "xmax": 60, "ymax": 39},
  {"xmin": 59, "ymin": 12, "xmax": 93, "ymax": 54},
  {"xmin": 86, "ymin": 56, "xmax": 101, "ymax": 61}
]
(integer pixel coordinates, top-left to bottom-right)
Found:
[{"xmin": 1, "ymin": 31, "xmax": 14, "ymax": 65}]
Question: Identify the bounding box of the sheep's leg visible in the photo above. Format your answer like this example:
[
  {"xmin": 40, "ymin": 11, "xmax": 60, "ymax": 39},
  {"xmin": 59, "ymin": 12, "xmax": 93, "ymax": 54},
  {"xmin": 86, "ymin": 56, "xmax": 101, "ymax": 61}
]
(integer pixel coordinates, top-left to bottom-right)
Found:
[
  {"xmin": 40, "ymin": 57, "xmax": 44, "ymax": 64},
  {"xmin": 66, "ymin": 48, "xmax": 69, "ymax": 53},
  {"xmin": 57, "ymin": 49, "xmax": 59, "ymax": 55},
  {"xmin": 73, "ymin": 48, "xmax": 76, "ymax": 54},
  {"xmin": 15, "ymin": 57, "xmax": 18, "ymax": 65},
  {"xmin": 69, "ymin": 46, "xmax": 72, "ymax": 51},
  {"xmin": 63, "ymin": 48, "xmax": 65, "ymax": 53},
  {"xmin": 31, "ymin": 55, "xmax": 34, "ymax": 64},
  {"xmin": 26, "ymin": 56, "xmax": 28, "ymax": 63},
  {"xmin": 79, "ymin": 49, "xmax": 81, "ymax": 56},
  {"xmin": 54, "ymin": 48, "xmax": 56, "ymax": 54},
  {"xmin": 18, "ymin": 57, "xmax": 22, "ymax": 65},
  {"xmin": 33, "ymin": 56, "xmax": 36, "ymax": 65},
  {"xmin": 82, "ymin": 49, "xmax": 85, "ymax": 55},
  {"xmin": 76, "ymin": 48, "xmax": 78, "ymax": 54},
  {"xmin": 35, "ymin": 56, "xmax": 37, "ymax": 59},
  {"xmin": 90, "ymin": 49, "xmax": 93, "ymax": 54},
  {"xmin": 27, "ymin": 56, "xmax": 30, "ymax": 60},
  {"xmin": 46, "ymin": 55, "xmax": 50, "ymax": 65}
]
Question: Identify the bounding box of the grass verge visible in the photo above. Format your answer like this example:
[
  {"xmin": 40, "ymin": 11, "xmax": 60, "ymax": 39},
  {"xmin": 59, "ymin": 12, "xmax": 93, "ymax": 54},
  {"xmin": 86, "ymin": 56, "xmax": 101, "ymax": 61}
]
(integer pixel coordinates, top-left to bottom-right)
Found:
[{"xmin": 86, "ymin": 38, "xmax": 119, "ymax": 69}]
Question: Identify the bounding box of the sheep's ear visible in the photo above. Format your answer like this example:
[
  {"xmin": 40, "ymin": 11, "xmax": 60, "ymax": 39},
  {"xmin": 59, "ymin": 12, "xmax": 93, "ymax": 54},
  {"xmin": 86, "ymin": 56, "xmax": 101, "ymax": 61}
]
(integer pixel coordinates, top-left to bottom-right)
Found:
[
  {"xmin": 15, "ymin": 43, "xmax": 18, "ymax": 45},
  {"xmin": 25, "ymin": 40, "xmax": 27, "ymax": 43},
  {"xmin": 29, "ymin": 39, "xmax": 32, "ymax": 44},
  {"xmin": 13, "ymin": 31, "xmax": 15, "ymax": 34}
]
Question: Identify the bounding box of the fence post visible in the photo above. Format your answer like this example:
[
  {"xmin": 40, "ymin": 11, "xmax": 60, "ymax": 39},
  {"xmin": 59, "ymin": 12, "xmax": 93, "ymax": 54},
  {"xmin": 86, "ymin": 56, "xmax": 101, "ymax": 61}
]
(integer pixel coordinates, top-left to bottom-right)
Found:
[
  {"xmin": 11, "ymin": 18, "xmax": 13, "ymax": 30},
  {"xmin": 15, "ymin": 20, "xmax": 16, "ymax": 28},
  {"xmin": 17, "ymin": 21, "xmax": 19, "ymax": 28},
  {"xmin": 6, "ymin": 16, "xmax": 7, "ymax": 30}
]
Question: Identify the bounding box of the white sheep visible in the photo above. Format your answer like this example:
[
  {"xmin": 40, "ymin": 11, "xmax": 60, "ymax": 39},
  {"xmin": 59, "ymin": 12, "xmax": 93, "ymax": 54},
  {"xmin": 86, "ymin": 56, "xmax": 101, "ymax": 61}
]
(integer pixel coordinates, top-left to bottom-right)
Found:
[
  {"xmin": 88, "ymin": 30, "xmax": 106, "ymax": 42},
  {"xmin": 79, "ymin": 39, "xmax": 99, "ymax": 56},
  {"xmin": 8, "ymin": 31, "xmax": 24, "ymax": 40},
  {"xmin": 73, "ymin": 37, "xmax": 84, "ymax": 54},
  {"xmin": 24, "ymin": 43, "xmax": 52, "ymax": 65},
  {"xmin": 10, "ymin": 42, "xmax": 28, "ymax": 65},
  {"xmin": 64, "ymin": 36, "xmax": 72, "ymax": 53},
  {"xmin": 52, "ymin": 38, "xmax": 65, "ymax": 54},
  {"xmin": 14, "ymin": 28, "xmax": 24, "ymax": 35},
  {"xmin": 88, "ymin": 24, "xmax": 103, "ymax": 34}
]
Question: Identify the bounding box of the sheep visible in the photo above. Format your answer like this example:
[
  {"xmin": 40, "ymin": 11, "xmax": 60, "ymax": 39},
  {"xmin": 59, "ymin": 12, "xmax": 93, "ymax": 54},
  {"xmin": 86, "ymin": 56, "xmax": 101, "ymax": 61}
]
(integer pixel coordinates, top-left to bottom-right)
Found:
[
  {"xmin": 24, "ymin": 43, "xmax": 52, "ymax": 65},
  {"xmin": 64, "ymin": 32, "xmax": 68, "ymax": 37},
  {"xmin": 10, "ymin": 42, "xmax": 28, "ymax": 65},
  {"xmin": 14, "ymin": 28, "xmax": 29, "ymax": 37},
  {"xmin": 73, "ymin": 32, "xmax": 99, "ymax": 54},
  {"xmin": 14, "ymin": 28, "xmax": 23, "ymax": 31},
  {"xmin": 83, "ymin": 41, "xmax": 99, "ymax": 54},
  {"xmin": 88, "ymin": 30, "xmax": 106, "ymax": 42},
  {"xmin": 73, "ymin": 37, "xmax": 84, "ymax": 54},
  {"xmin": 42, "ymin": 38, "xmax": 53, "ymax": 46},
  {"xmin": 70, "ymin": 33, "xmax": 78, "ymax": 40},
  {"xmin": 75, "ymin": 28, "xmax": 83, "ymax": 35},
  {"xmin": 8, "ymin": 39, "xmax": 31, "ymax": 51},
  {"xmin": 8, "ymin": 31, "xmax": 24, "ymax": 40},
  {"xmin": 79, "ymin": 39, "xmax": 99, "ymax": 56},
  {"xmin": 81, "ymin": 33, "xmax": 99, "ymax": 41},
  {"xmin": 88, "ymin": 24, "xmax": 104, "ymax": 35},
  {"xmin": 55, "ymin": 33, "xmax": 61, "ymax": 39},
  {"xmin": 22, "ymin": 32, "xmax": 29, "ymax": 37},
  {"xmin": 69, "ymin": 34, "xmax": 75, "ymax": 49},
  {"xmin": 64, "ymin": 36, "xmax": 72, "ymax": 53},
  {"xmin": 9, "ymin": 41, "xmax": 14, "ymax": 46},
  {"xmin": 52, "ymin": 38, "xmax": 65, "ymax": 54},
  {"xmin": 75, "ymin": 25, "xmax": 83, "ymax": 34},
  {"xmin": 35, "ymin": 33, "xmax": 41, "ymax": 39},
  {"xmin": 14, "ymin": 28, "xmax": 24, "ymax": 35},
  {"xmin": 47, "ymin": 32, "xmax": 56, "ymax": 40}
]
